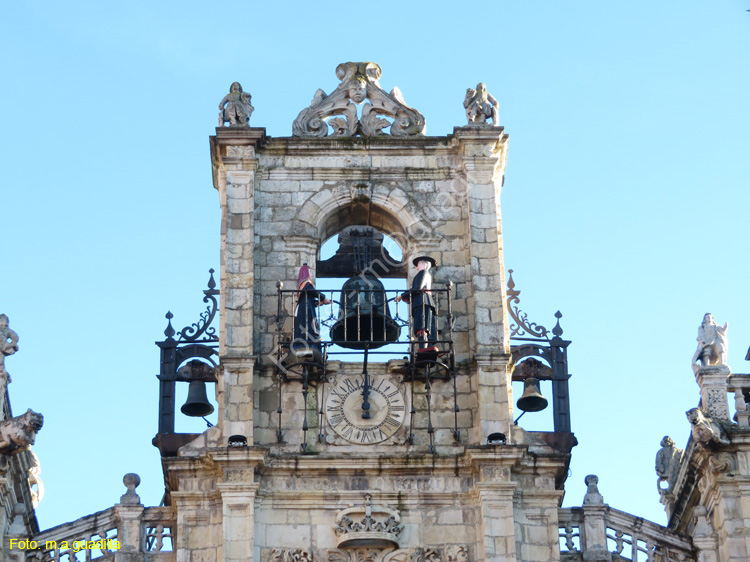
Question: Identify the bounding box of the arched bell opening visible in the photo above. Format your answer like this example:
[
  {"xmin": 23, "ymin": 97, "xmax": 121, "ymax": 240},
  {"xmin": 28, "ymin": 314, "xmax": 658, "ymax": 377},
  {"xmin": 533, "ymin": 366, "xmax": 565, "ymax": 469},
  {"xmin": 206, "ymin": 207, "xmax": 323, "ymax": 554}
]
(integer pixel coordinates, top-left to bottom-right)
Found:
[{"xmin": 316, "ymin": 226, "xmax": 409, "ymax": 358}]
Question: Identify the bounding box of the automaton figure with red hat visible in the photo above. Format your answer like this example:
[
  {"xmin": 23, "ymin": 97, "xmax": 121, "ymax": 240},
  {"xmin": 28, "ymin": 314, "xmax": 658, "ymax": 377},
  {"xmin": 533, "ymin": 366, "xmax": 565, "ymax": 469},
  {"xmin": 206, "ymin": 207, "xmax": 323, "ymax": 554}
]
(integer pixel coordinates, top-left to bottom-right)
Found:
[
  {"xmin": 395, "ymin": 256, "xmax": 439, "ymax": 356},
  {"xmin": 292, "ymin": 264, "xmax": 331, "ymax": 359}
]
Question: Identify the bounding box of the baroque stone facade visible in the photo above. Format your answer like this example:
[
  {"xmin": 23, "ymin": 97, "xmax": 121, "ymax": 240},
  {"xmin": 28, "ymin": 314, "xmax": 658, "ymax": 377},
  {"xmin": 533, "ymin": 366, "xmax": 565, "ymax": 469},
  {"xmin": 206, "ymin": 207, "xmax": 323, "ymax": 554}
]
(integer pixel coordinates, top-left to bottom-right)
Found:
[{"xmin": 5, "ymin": 63, "xmax": 750, "ymax": 562}]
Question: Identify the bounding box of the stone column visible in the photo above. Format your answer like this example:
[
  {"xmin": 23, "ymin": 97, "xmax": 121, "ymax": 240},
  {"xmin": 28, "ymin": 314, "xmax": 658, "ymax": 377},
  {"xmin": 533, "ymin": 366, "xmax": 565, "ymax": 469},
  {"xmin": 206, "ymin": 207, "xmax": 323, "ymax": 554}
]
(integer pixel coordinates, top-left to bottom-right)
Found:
[
  {"xmin": 695, "ymin": 366, "xmax": 731, "ymax": 421},
  {"xmin": 218, "ymin": 482, "xmax": 259, "ymax": 562}
]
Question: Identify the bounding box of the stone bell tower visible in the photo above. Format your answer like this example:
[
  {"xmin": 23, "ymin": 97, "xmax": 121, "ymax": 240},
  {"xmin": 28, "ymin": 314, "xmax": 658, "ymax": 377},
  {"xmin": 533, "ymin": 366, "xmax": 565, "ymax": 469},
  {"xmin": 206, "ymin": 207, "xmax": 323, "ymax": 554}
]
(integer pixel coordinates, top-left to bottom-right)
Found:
[{"xmin": 155, "ymin": 62, "xmax": 576, "ymax": 562}]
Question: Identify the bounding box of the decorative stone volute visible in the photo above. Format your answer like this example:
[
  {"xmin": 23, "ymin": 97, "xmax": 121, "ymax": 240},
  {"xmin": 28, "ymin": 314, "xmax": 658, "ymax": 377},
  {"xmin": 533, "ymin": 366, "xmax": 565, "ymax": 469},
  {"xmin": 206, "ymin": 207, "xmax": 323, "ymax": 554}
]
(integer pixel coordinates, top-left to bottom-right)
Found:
[
  {"xmin": 334, "ymin": 494, "xmax": 403, "ymax": 549},
  {"xmin": 293, "ymin": 62, "xmax": 426, "ymax": 138}
]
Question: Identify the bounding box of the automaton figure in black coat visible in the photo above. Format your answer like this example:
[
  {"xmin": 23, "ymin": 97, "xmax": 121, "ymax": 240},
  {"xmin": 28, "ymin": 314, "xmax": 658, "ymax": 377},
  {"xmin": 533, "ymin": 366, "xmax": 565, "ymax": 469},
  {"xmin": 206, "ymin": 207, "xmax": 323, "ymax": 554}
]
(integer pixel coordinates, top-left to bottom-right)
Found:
[
  {"xmin": 293, "ymin": 263, "xmax": 331, "ymax": 358},
  {"xmin": 395, "ymin": 256, "xmax": 438, "ymax": 353}
]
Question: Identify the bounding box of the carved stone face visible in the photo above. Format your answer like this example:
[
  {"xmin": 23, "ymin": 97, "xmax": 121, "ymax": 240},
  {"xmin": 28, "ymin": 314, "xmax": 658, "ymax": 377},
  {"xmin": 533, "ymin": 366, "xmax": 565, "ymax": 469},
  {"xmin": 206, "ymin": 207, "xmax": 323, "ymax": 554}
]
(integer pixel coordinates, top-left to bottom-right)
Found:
[
  {"xmin": 348, "ymin": 79, "xmax": 367, "ymax": 103},
  {"xmin": 230, "ymin": 82, "xmax": 241, "ymax": 93},
  {"xmin": 703, "ymin": 313, "xmax": 714, "ymax": 325},
  {"xmin": 661, "ymin": 436, "xmax": 674, "ymax": 447},
  {"xmin": 687, "ymin": 408, "xmax": 701, "ymax": 424}
]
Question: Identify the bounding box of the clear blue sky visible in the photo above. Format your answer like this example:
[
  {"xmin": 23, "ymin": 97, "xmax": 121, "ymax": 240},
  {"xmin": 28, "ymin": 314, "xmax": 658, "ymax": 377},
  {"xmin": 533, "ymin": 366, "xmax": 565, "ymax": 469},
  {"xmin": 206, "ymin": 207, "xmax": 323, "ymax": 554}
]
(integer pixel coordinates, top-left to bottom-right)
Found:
[{"xmin": 2, "ymin": 0, "xmax": 749, "ymax": 530}]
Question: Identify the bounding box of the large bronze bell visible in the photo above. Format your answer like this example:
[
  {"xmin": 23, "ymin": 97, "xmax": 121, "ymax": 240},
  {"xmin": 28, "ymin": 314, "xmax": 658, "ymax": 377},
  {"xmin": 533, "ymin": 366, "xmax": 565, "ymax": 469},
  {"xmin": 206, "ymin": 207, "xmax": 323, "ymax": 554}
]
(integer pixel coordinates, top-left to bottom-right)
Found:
[
  {"xmin": 330, "ymin": 274, "xmax": 400, "ymax": 349},
  {"xmin": 181, "ymin": 381, "xmax": 215, "ymax": 417},
  {"xmin": 516, "ymin": 377, "xmax": 548, "ymax": 413}
]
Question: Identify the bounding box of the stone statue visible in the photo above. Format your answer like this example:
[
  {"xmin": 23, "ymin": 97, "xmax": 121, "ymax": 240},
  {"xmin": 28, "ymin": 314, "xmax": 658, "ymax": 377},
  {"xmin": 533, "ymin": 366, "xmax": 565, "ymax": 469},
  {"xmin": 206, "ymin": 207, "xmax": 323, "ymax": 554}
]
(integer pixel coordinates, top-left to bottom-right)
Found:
[
  {"xmin": 395, "ymin": 257, "xmax": 438, "ymax": 355},
  {"xmin": 293, "ymin": 62, "xmax": 426, "ymax": 138},
  {"xmin": 219, "ymin": 82, "xmax": 254, "ymax": 126},
  {"xmin": 292, "ymin": 264, "xmax": 331, "ymax": 359},
  {"xmin": 692, "ymin": 313, "xmax": 728, "ymax": 368},
  {"xmin": 655, "ymin": 436, "xmax": 684, "ymax": 494},
  {"xmin": 0, "ymin": 409, "xmax": 44, "ymax": 456},
  {"xmin": 686, "ymin": 407, "xmax": 729, "ymax": 449},
  {"xmin": 464, "ymin": 83, "xmax": 500, "ymax": 126},
  {"xmin": 0, "ymin": 314, "xmax": 19, "ymax": 373}
]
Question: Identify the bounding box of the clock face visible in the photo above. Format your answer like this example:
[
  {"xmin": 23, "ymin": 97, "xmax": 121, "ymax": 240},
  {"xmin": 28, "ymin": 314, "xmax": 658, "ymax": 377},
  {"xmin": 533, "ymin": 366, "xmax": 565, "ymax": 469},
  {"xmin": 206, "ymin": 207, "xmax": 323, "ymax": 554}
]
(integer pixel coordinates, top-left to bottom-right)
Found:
[{"xmin": 325, "ymin": 376, "xmax": 406, "ymax": 444}]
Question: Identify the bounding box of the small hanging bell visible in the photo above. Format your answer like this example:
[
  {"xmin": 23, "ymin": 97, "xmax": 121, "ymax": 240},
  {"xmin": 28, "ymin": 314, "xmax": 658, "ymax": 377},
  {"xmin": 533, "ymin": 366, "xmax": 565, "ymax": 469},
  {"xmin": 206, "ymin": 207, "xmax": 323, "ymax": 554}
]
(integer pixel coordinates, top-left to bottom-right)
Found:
[
  {"xmin": 181, "ymin": 381, "xmax": 215, "ymax": 417},
  {"xmin": 516, "ymin": 377, "xmax": 548, "ymax": 413}
]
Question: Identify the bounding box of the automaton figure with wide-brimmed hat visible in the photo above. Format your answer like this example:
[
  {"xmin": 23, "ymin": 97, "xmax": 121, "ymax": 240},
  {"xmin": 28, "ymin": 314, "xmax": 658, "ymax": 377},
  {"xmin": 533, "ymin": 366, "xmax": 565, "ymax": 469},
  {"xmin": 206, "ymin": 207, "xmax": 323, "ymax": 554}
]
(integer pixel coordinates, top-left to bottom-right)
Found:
[{"xmin": 395, "ymin": 256, "xmax": 438, "ymax": 355}]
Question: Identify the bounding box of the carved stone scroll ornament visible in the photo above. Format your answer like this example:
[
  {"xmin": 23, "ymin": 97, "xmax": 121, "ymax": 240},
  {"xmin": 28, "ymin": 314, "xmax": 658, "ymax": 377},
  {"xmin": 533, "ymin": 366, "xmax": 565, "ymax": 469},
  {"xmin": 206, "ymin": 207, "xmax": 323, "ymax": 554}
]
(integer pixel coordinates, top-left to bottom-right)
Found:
[
  {"xmin": 0, "ymin": 409, "xmax": 43, "ymax": 456},
  {"xmin": 655, "ymin": 436, "xmax": 684, "ymax": 495},
  {"xmin": 463, "ymin": 83, "xmax": 499, "ymax": 126},
  {"xmin": 686, "ymin": 407, "xmax": 730, "ymax": 449},
  {"xmin": 325, "ymin": 546, "xmax": 469, "ymax": 562},
  {"xmin": 293, "ymin": 62, "xmax": 426, "ymax": 138},
  {"xmin": 270, "ymin": 549, "xmax": 314, "ymax": 562}
]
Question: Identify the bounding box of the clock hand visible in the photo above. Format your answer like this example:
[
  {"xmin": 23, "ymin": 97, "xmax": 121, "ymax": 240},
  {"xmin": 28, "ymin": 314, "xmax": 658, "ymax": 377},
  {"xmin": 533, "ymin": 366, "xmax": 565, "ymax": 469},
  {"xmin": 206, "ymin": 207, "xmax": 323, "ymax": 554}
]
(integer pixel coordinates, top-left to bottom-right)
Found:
[{"xmin": 361, "ymin": 345, "xmax": 371, "ymax": 419}]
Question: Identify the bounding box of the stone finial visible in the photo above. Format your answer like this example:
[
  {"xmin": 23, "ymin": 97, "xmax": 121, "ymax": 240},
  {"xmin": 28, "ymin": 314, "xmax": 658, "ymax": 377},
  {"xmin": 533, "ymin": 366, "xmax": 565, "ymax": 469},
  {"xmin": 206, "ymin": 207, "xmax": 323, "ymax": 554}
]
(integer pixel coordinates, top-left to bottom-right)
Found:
[
  {"xmin": 463, "ymin": 83, "xmax": 500, "ymax": 126},
  {"xmin": 686, "ymin": 407, "xmax": 730, "ymax": 449},
  {"xmin": 583, "ymin": 474, "xmax": 604, "ymax": 505},
  {"xmin": 655, "ymin": 436, "xmax": 684, "ymax": 495},
  {"xmin": 0, "ymin": 409, "xmax": 43, "ymax": 456},
  {"xmin": 0, "ymin": 314, "xmax": 19, "ymax": 373},
  {"xmin": 692, "ymin": 313, "xmax": 728, "ymax": 370},
  {"xmin": 292, "ymin": 62, "xmax": 425, "ymax": 138},
  {"xmin": 119, "ymin": 473, "xmax": 142, "ymax": 505},
  {"xmin": 219, "ymin": 82, "xmax": 254, "ymax": 127}
]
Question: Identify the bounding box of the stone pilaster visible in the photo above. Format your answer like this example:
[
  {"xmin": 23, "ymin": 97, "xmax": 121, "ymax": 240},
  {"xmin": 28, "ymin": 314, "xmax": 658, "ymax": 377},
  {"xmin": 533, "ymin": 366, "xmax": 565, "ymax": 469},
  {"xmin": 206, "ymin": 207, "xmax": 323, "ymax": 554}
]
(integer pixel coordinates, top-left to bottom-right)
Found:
[
  {"xmin": 695, "ymin": 365, "xmax": 731, "ymax": 421},
  {"xmin": 220, "ymin": 357, "xmax": 255, "ymax": 445},
  {"xmin": 693, "ymin": 506, "xmax": 719, "ymax": 562},
  {"xmin": 475, "ymin": 354, "xmax": 513, "ymax": 444},
  {"xmin": 218, "ymin": 482, "xmax": 259, "ymax": 562},
  {"xmin": 475, "ymin": 481, "xmax": 517, "ymax": 561},
  {"xmin": 470, "ymin": 450, "xmax": 523, "ymax": 562},
  {"xmin": 454, "ymin": 126, "xmax": 509, "ymax": 356}
]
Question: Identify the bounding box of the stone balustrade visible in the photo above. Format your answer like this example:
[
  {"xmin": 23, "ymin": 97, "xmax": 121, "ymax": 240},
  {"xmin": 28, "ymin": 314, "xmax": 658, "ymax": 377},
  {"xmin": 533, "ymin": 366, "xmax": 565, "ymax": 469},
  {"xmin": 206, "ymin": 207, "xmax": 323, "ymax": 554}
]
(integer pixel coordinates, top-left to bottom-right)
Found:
[
  {"xmin": 559, "ymin": 505, "xmax": 695, "ymax": 561},
  {"xmin": 727, "ymin": 374, "xmax": 750, "ymax": 427},
  {"xmin": 32, "ymin": 506, "xmax": 174, "ymax": 562}
]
